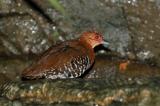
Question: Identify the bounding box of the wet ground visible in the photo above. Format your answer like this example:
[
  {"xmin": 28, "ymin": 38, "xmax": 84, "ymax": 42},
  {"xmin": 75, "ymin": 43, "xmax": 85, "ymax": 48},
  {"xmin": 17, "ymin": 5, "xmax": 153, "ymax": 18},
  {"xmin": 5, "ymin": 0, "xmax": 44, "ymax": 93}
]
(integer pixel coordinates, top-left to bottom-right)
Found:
[{"xmin": 0, "ymin": 0, "xmax": 160, "ymax": 106}]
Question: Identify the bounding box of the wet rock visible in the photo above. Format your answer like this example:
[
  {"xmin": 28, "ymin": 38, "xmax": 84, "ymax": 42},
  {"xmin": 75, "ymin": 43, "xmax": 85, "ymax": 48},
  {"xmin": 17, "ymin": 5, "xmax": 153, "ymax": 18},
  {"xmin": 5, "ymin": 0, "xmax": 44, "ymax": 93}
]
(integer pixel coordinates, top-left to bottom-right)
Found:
[
  {"xmin": 0, "ymin": 78, "xmax": 160, "ymax": 105},
  {"xmin": 0, "ymin": 0, "xmax": 160, "ymax": 105},
  {"xmin": 0, "ymin": 97, "xmax": 88, "ymax": 106},
  {"xmin": 0, "ymin": 40, "xmax": 9, "ymax": 55},
  {"xmin": 122, "ymin": 1, "xmax": 160, "ymax": 66},
  {"xmin": 0, "ymin": 73, "xmax": 10, "ymax": 85},
  {"xmin": 0, "ymin": 15, "xmax": 52, "ymax": 55},
  {"xmin": 24, "ymin": 0, "xmax": 63, "ymax": 22},
  {"xmin": 0, "ymin": 0, "xmax": 59, "ymax": 55},
  {"xmin": 24, "ymin": 0, "xmax": 131, "ymax": 55},
  {"xmin": 60, "ymin": 0, "xmax": 131, "ymax": 55},
  {"xmin": 0, "ymin": 55, "xmax": 159, "ymax": 105},
  {"xmin": 0, "ymin": 0, "xmax": 159, "ymax": 66},
  {"xmin": 59, "ymin": 0, "xmax": 160, "ymax": 66},
  {"xmin": 0, "ymin": 57, "xmax": 32, "ymax": 81},
  {"xmin": 0, "ymin": 0, "xmax": 25, "ymax": 13},
  {"xmin": 84, "ymin": 54, "xmax": 160, "ymax": 79}
]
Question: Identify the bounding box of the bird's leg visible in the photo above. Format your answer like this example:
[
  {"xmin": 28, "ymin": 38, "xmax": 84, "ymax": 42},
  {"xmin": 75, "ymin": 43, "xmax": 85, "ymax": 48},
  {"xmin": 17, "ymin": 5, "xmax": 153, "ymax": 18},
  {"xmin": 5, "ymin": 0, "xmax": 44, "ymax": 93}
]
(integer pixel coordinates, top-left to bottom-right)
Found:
[{"xmin": 119, "ymin": 60, "xmax": 130, "ymax": 72}]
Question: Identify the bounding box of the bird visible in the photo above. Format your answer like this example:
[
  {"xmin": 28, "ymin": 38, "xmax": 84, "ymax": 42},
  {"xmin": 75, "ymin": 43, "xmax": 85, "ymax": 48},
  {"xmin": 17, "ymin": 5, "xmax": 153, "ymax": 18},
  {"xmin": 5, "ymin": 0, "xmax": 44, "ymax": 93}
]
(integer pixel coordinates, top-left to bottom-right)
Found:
[{"xmin": 21, "ymin": 31, "xmax": 109, "ymax": 79}]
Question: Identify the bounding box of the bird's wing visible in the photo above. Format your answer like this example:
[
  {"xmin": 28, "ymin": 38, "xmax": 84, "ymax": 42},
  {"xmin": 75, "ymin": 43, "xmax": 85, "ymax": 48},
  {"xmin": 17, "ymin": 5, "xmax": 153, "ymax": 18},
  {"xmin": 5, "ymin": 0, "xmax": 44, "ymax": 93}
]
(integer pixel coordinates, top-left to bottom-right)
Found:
[{"xmin": 22, "ymin": 41, "xmax": 90, "ymax": 79}]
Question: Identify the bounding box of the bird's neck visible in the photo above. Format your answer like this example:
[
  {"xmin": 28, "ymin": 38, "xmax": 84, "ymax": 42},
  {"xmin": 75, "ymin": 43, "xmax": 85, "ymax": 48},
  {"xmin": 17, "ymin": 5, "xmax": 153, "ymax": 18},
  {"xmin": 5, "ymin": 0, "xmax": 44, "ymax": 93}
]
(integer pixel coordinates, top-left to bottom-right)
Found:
[
  {"xmin": 78, "ymin": 37, "xmax": 93, "ymax": 48},
  {"xmin": 78, "ymin": 38, "xmax": 95, "ymax": 64}
]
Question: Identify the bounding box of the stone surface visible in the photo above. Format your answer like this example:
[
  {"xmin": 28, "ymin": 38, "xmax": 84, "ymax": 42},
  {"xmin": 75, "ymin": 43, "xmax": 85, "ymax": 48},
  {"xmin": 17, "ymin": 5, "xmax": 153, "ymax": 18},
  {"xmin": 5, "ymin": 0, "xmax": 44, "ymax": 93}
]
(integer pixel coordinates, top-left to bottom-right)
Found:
[
  {"xmin": 1, "ymin": 78, "xmax": 160, "ymax": 106},
  {"xmin": 0, "ymin": 0, "xmax": 160, "ymax": 105},
  {"xmin": 123, "ymin": 1, "xmax": 160, "ymax": 66}
]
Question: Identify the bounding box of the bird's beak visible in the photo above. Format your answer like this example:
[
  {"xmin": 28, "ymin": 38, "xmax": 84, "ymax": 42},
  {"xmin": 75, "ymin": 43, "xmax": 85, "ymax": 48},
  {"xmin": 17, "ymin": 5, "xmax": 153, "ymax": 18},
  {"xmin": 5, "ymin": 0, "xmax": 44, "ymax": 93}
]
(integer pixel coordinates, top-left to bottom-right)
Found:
[{"xmin": 102, "ymin": 40, "xmax": 109, "ymax": 47}]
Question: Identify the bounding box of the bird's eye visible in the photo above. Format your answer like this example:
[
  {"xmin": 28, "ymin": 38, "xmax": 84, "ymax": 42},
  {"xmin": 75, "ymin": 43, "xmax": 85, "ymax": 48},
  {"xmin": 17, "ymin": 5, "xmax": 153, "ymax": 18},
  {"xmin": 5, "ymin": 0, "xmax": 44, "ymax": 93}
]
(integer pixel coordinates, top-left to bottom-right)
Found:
[{"xmin": 95, "ymin": 35, "xmax": 99, "ymax": 39}]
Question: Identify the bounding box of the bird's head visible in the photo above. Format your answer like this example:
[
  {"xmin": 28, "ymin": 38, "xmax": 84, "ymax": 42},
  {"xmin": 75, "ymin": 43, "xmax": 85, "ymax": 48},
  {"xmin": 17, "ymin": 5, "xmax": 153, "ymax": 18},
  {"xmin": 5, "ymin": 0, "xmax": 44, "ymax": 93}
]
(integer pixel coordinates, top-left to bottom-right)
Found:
[{"xmin": 79, "ymin": 31, "xmax": 109, "ymax": 48}]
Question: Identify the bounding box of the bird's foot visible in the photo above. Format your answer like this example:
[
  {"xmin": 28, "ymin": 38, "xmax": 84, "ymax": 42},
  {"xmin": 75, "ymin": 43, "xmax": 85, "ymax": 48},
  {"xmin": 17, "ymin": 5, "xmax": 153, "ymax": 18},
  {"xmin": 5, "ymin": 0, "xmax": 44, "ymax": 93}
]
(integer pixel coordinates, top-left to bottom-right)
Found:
[{"xmin": 119, "ymin": 60, "xmax": 130, "ymax": 73}]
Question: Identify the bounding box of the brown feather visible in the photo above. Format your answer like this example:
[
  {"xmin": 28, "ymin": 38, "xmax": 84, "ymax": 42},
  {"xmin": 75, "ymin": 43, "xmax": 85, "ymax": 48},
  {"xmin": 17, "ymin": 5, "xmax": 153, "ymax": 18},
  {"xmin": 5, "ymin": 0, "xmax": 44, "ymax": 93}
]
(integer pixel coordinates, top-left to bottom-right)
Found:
[{"xmin": 22, "ymin": 39, "xmax": 94, "ymax": 79}]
